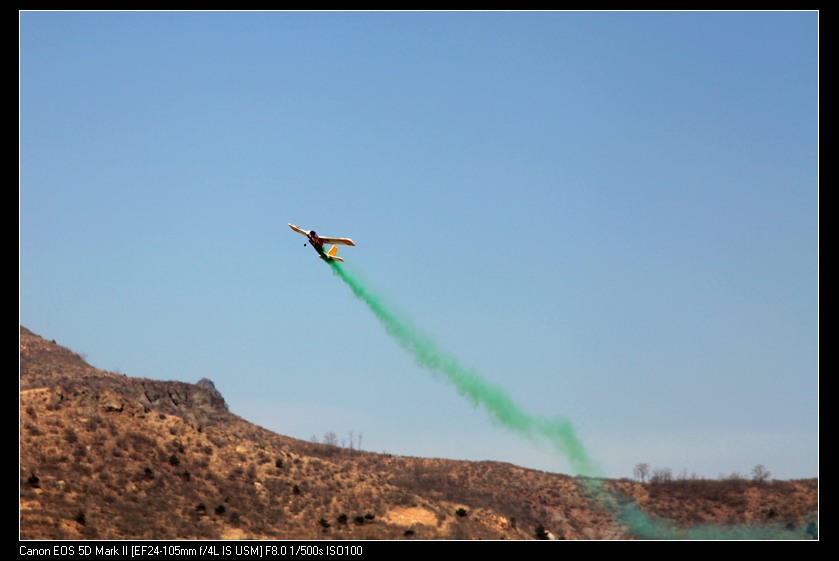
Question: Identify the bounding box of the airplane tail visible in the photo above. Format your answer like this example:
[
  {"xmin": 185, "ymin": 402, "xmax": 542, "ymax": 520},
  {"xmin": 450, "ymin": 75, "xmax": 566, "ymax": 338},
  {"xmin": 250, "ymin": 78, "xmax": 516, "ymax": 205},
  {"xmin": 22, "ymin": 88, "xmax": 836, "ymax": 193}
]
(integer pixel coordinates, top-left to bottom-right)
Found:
[{"xmin": 326, "ymin": 245, "xmax": 345, "ymax": 262}]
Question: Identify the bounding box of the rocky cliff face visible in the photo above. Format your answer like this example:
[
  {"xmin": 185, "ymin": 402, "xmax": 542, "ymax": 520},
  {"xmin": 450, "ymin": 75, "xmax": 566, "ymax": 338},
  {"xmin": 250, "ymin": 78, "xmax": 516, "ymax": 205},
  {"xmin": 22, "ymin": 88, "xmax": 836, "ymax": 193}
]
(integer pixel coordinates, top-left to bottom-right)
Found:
[{"xmin": 20, "ymin": 327, "xmax": 228, "ymax": 427}]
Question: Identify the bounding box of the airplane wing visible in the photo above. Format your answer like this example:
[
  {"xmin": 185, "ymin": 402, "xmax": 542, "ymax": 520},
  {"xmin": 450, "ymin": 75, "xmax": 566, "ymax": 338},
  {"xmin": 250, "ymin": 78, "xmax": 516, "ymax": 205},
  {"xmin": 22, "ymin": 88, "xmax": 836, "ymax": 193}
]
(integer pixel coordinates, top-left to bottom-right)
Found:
[
  {"xmin": 288, "ymin": 223, "xmax": 310, "ymax": 236},
  {"xmin": 317, "ymin": 236, "xmax": 355, "ymax": 246},
  {"xmin": 289, "ymin": 223, "xmax": 355, "ymax": 246}
]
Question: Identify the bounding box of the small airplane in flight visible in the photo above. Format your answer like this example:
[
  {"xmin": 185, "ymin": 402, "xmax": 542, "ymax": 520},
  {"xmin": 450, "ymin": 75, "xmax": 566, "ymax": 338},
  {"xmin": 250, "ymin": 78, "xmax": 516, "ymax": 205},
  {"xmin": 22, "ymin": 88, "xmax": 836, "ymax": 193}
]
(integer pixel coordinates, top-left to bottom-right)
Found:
[{"xmin": 289, "ymin": 223, "xmax": 355, "ymax": 262}]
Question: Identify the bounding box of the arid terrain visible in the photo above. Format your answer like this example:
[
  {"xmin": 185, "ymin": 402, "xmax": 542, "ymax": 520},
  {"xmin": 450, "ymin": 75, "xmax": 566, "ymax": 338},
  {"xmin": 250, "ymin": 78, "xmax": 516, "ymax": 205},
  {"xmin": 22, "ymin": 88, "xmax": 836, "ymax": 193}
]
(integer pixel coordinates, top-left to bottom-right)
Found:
[{"xmin": 19, "ymin": 326, "xmax": 817, "ymax": 539}]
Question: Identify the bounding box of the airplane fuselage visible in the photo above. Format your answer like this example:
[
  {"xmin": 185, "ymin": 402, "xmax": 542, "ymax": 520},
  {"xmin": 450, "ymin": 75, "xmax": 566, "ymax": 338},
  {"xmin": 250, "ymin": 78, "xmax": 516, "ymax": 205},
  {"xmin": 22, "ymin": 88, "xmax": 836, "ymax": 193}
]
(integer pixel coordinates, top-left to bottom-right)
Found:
[
  {"xmin": 307, "ymin": 230, "xmax": 322, "ymax": 247},
  {"xmin": 307, "ymin": 231, "xmax": 328, "ymax": 259}
]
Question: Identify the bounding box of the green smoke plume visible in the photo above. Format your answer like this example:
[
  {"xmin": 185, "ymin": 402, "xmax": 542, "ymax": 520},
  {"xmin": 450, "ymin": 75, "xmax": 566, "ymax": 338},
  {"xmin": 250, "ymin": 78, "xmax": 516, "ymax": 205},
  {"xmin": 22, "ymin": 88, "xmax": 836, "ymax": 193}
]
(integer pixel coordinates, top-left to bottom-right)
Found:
[
  {"xmin": 328, "ymin": 261, "xmax": 599, "ymax": 477},
  {"xmin": 327, "ymin": 261, "xmax": 812, "ymax": 539}
]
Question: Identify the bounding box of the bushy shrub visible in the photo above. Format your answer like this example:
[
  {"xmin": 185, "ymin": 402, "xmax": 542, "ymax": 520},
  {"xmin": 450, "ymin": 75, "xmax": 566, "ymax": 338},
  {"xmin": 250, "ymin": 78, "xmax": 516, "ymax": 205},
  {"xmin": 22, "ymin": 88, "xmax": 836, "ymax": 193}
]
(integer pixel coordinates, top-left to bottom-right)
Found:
[{"xmin": 24, "ymin": 423, "xmax": 42, "ymax": 436}]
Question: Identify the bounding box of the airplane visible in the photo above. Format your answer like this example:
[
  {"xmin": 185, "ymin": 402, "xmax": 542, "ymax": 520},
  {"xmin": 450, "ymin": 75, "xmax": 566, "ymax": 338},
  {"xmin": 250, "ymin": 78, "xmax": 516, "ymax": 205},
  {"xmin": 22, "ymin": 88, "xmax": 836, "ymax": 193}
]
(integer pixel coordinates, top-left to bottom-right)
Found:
[{"xmin": 289, "ymin": 223, "xmax": 355, "ymax": 262}]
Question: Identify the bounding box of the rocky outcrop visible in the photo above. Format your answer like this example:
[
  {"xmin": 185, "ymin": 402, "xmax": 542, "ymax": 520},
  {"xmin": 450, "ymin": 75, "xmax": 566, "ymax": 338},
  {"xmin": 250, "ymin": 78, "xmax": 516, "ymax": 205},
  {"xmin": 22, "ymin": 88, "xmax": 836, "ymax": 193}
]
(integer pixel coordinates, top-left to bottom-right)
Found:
[{"xmin": 20, "ymin": 327, "xmax": 229, "ymax": 426}]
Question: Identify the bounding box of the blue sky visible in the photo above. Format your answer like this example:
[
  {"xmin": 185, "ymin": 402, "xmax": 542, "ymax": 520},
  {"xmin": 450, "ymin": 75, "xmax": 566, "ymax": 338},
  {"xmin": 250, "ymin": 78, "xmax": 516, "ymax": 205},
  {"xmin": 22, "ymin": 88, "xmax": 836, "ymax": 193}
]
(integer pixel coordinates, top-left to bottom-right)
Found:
[{"xmin": 20, "ymin": 11, "xmax": 818, "ymax": 480}]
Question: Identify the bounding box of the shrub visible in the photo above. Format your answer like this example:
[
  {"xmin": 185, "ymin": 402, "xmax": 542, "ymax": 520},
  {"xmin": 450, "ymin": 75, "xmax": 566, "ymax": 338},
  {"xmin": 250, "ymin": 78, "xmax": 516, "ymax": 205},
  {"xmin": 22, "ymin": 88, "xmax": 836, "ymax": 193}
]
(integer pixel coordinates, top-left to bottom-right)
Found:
[
  {"xmin": 169, "ymin": 454, "xmax": 180, "ymax": 467},
  {"xmin": 75, "ymin": 510, "xmax": 86, "ymax": 526},
  {"xmin": 24, "ymin": 423, "xmax": 42, "ymax": 436},
  {"xmin": 215, "ymin": 505, "xmax": 226, "ymax": 516},
  {"xmin": 319, "ymin": 518, "xmax": 331, "ymax": 529},
  {"xmin": 535, "ymin": 524, "xmax": 549, "ymax": 540},
  {"xmin": 73, "ymin": 444, "xmax": 88, "ymax": 461},
  {"xmin": 354, "ymin": 515, "xmax": 365, "ymax": 525},
  {"xmin": 364, "ymin": 512, "xmax": 375, "ymax": 521},
  {"xmin": 455, "ymin": 508, "xmax": 468, "ymax": 517},
  {"xmin": 84, "ymin": 416, "xmax": 102, "ymax": 432},
  {"xmin": 337, "ymin": 513, "xmax": 348, "ymax": 525},
  {"xmin": 128, "ymin": 431, "xmax": 156, "ymax": 452},
  {"xmin": 27, "ymin": 473, "xmax": 40, "ymax": 488},
  {"xmin": 292, "ymin": 484, "xmax": 301, "ymax": 496}
]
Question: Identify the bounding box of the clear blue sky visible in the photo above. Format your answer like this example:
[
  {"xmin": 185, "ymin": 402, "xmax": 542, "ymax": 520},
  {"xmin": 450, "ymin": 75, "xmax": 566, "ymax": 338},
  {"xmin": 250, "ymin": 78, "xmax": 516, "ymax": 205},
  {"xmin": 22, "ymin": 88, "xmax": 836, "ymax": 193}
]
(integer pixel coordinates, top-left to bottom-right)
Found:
[{"xmin": 20, "ymin": 11, "xmax": 818, "ymax": 480}]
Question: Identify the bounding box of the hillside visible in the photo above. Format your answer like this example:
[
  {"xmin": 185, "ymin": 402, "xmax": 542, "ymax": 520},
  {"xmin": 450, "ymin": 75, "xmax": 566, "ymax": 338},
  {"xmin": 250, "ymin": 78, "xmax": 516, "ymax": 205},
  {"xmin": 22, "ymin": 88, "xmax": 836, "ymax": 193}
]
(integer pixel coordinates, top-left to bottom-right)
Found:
[{"xmin": 19, "ymin": 327, "xmax": 817, "ymax": 539}]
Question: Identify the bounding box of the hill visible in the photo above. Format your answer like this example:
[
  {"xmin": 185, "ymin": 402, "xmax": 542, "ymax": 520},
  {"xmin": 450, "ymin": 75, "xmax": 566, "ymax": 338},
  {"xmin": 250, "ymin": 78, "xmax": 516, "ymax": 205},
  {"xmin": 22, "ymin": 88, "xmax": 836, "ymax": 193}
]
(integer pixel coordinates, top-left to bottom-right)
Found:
[{"xmin": 19, "ymin": 327, "xmax": 817, "ymax": 539}]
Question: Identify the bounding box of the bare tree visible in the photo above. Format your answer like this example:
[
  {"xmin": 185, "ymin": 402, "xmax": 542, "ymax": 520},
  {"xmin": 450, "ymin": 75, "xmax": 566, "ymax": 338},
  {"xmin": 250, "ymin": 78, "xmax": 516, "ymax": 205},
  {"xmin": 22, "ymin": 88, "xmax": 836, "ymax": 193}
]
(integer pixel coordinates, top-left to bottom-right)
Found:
[
  {"xmin": 751, "ymin": 464, "xmax": 771, "ymax": 484},
  {"xmin": 323, "ymin": 431, "xmax": 339, "ymax": 447},
  {"xmin": 650, "ymin": 467, "xmax": 672, "ymax": 484},
  {"xmin": 633, "ymin": 463, "xmax": 650, "ymax": 483},
  {"xmin": 348, "ymin": 430, "xmax": 354, "ymax": 451},
  {"xmin": 357, "ymin": 432, "xmax": 362, "ymax": 451}
]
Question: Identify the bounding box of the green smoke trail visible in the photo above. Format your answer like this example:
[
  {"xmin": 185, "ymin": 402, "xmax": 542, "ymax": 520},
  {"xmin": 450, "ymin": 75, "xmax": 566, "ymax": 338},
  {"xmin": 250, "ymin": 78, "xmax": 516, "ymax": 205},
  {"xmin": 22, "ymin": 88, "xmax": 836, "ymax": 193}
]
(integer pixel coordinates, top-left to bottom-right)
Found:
[
  {"xmin": 614, "ymin": 500, "xmax": 813, "ymax": 540},
  {"xmin": 327, "ymin": 261, "xmax": 812, "ymax": 539},
  {"xmin": 328, "ymin": 261, "xmax": 599, "ymax": 477}
]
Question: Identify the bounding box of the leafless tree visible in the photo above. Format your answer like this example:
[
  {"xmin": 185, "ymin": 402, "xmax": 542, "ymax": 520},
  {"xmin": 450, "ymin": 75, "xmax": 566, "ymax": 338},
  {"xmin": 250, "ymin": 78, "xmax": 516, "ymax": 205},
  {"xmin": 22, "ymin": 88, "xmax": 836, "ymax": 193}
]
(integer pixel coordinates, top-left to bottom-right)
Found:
[
  {"xmin": 633, "ymin": 463, "xmax": 650, "ymax": 483},
  {"xmin": 650, "ymin": 467, "xmax": 672, "ymax": 484},
  {"xmin": 751, "ymin": 464, "xmax": 771, "ymax": 484},
  {"xmin": 723, "ymin": 471, "xmax": 746, "ymax": 482},
  {"xmin": 323, "ymin": 431, "xmax": 339, "ymax": 447}
]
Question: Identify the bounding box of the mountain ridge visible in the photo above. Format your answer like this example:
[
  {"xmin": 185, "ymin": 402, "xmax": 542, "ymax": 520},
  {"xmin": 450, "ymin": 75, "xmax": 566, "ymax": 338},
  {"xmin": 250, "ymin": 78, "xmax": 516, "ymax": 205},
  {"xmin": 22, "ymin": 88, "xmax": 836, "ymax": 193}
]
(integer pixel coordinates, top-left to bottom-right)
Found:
[{"xmin": 19, "ymin": 326, "xmax": 817, "ymax": 539}]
